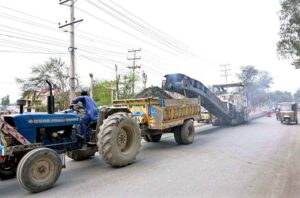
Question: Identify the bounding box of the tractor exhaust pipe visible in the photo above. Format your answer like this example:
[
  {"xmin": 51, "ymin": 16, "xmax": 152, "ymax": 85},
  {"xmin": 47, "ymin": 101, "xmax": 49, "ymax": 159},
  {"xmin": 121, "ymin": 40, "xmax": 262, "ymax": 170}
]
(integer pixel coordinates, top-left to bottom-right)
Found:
[
  {"xmin": 17, "ymin": 99, "xmax": 27, "ymax": 114},
  {"xmin": 46, "ymin": 80, "xmax": 55, "ymax": 114}
]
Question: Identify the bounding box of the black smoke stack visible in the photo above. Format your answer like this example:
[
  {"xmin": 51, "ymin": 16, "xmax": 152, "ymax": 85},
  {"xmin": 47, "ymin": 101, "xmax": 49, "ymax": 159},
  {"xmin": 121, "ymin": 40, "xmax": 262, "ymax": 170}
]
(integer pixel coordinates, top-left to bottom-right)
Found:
[
  {"xmin": 46, "ymin": 80, "xmax": 55, "ymax": 114},
  {"xmin": 17, "ymin": 99, "xmax": 27, "ymax": 114}
]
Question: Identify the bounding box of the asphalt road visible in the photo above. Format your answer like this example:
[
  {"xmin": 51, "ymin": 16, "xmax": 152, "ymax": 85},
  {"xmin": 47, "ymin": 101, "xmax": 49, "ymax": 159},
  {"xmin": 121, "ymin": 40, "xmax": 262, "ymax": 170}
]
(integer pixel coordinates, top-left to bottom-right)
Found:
[{"xmin": 1, "ymin": 116, "xmax": 300, "ymax": 198}]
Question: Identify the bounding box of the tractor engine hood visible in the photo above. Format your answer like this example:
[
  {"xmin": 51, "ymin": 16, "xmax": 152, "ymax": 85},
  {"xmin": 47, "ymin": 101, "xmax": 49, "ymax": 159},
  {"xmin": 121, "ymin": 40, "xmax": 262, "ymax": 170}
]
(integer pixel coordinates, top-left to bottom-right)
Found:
[{"xmin": 3, "ymin": 112, "xmax": 80, "ymax": 143}]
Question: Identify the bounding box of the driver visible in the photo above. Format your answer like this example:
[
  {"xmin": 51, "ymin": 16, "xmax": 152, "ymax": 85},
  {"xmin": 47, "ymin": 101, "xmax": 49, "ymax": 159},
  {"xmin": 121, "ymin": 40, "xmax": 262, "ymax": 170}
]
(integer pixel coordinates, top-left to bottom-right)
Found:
[{"xmin": 71, "ymin": 91, "xmax": 98, "ymax": 140}]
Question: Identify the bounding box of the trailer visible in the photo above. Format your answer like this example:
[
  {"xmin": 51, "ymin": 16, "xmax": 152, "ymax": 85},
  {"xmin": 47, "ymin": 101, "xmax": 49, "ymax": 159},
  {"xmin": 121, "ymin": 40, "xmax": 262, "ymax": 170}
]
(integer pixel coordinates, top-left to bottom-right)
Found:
[{"xmin": 111, "ymin": 97, "xmax": 201, "ymax": 144}]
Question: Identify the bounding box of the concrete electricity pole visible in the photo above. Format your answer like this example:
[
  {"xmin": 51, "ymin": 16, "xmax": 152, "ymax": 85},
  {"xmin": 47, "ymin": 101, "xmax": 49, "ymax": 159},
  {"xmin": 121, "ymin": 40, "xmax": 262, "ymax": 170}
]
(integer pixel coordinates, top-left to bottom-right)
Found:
[
  {"xmin": 127, "ymin": 48, "xmax": 141, "ymax": 96},
  {"xmin": 142, "ymin": 70, "xmax": 147, "ymax": 89},
  {"xmin": 115, "ymin": 64, "xmax": 120, "ymax": 100},
  {"xmin": 59, "ymin": 0, "xmax": 83, "ymax": 101},
  {"xmin": 89, "ymin": 73, "xmax": 94, "ymax": 99},
  {"xmin": 220, "ymin": 64, "xmax": 231, "ymax": 84}
]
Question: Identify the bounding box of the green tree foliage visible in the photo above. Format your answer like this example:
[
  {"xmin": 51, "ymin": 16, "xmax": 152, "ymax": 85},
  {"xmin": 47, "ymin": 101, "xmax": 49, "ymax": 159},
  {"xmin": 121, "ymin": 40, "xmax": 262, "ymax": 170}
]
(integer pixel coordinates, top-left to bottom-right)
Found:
[
  {"xmin": 277, "ymin": 0, "xmax": 300, "ymax": 68},
  {"xmin": 293, "ymin": 89, "xmax": 300, "ymax": 102},
  {"xmin": 16, "ymin": 57, "xmax": 70, "ymax": 111},
  {"xmin": 237, "ymin": 66, "xmax": 273, "ymax": 108},
  {"xmin": 270, "ymin": 90, "xmax": 293, "ymax": 103},
  {"xmin": 1, "ymin": 95, "xmax": 10, "ymax": 109},
  {"xmin": 93, "ymin": 80, "xmax": 113, "ymax": 106}
]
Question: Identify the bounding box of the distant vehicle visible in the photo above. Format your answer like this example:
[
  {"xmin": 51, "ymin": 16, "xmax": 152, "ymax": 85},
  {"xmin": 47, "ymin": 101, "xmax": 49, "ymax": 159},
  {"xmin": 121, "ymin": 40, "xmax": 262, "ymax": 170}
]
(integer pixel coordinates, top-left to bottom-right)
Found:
[
  {"xmin": 198, "ymin": 109, "xmax": 211, "ymax": 123},
  {"xmin": 278, "ymin": 102, "xmax": 298, "ymax": 124}
]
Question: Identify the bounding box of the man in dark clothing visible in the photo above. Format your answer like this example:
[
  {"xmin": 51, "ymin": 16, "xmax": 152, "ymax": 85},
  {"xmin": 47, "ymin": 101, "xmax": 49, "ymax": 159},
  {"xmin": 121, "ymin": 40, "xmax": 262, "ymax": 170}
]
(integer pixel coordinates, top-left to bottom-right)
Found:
[{"xmin": 71, "ymin": 91, "xmax": 98, "ymax": 140}]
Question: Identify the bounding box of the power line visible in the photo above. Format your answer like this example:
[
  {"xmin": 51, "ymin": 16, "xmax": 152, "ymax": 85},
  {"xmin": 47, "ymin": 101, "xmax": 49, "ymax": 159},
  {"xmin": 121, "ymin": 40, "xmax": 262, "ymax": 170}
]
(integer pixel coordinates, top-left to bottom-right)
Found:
[
  {"xmin": 107, "ymin": 0, "xmax": 190, "ymax": 51},
  {"xmin": 76, "ymin": 7, "xmax": 180, "ymax": 57},
  {"xmin": 0, "ymin": 5, "xmax": 182, "ymax": 74},
  {"xmin": 0, "ymin": 50, "xmax": 67, "ymax": 55},
  {"xmin": 0, "ymin": 4, "xmax": 56, "ymax": 24},
  {"xmin": 91, "ymin": 0, "xmax": 190, "ymax": 55}
]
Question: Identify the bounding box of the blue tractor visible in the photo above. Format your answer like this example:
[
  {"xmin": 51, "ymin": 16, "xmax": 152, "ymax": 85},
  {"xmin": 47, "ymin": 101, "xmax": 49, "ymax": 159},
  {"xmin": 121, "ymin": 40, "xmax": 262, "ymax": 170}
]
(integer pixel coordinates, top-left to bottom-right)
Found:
[{"xmin": 0, "ymin": 81, "xmax": 141, "ymax": 193}]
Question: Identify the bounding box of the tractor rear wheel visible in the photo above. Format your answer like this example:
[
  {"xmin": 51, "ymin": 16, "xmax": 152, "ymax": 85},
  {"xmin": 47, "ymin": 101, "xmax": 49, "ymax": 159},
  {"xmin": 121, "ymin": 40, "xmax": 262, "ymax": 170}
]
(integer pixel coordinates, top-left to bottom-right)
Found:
[
  {"xmin": 17, "ymin": 148, "xmax": 62, "ymax": 193},
  {"xmin": 98, "ymin": 112, "xmax": 141, "ymax": 167},
  {"xmin": 174, "ymin": 120, "xmax": 195, "ymax": 145}
]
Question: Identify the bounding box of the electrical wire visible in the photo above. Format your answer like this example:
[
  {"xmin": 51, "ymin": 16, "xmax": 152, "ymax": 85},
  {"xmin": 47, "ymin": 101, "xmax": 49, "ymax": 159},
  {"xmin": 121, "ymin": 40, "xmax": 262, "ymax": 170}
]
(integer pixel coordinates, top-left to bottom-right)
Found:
[
  {"xmin": 85, "ymin": 0, "xmax": 187, "ymax": 55},
  {"xmin": 95, "ymin": 0, "xmax": 191, "ymax": 54}
]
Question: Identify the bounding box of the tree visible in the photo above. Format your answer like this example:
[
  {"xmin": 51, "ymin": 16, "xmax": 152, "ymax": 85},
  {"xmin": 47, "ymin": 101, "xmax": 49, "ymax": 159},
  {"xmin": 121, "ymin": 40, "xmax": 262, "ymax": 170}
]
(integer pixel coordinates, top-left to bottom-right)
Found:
[
  {"xmin": 294, "ymin": 89, "xmax": 300, "ymax": 102},
  {"xmin": 237, "ymin": 66, "xmax": 258, "ymax": 87},
  {"xmin": 256, "ymin": 71, "xmax": 273, "ymax": 89},
  {"xmin": 1, "ymin": 95, "xmax": 10, "ymax": 110},
  {"xmin": 237, "ymin": 66, "xmax": 273, "ymax": 109},
  {"xmin": 118, "ymin": 72, "xmax": 140, "ymax": 99},
  {"xmin": 93, "ymin": 80, "xmax": 114, "ymax": 106},
  {"xmin": 270, "ymin": 90, "xmax": 293, "ymax": 103},
  {"xmin": 277, "ymin": 0, "xmax": 300, "ymax": 68},
  {"xmin": 16, "ymin": 57, "xmax": 70, "ymax": 111}
]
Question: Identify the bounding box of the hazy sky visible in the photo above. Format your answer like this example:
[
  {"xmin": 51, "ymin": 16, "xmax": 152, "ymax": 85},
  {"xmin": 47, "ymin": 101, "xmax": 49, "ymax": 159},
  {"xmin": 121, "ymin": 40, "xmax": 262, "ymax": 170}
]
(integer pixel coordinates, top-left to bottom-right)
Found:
[{"xmin": 0, "ymin": 0, "xmax": 299, "ymax": 103}]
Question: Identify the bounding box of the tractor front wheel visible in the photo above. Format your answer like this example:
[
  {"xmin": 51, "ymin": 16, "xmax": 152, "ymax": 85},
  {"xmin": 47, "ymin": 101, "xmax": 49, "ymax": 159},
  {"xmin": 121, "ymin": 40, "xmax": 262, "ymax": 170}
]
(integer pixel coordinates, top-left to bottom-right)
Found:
[{"xmin": 17, "ymin": 148, "xmax": 62, "ymax": 193}]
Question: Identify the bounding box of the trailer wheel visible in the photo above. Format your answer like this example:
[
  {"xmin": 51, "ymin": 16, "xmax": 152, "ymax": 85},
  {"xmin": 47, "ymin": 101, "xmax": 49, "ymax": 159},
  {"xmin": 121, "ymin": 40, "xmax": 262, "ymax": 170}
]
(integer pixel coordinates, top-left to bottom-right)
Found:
[
  {"xmin": 174, "ymin": 120, "xmax": 195, "ymax": 145},
  {"xmin": 17, "ymin": 148, "xmax": 62, "ymax": 193},
  {"xmin": 98, "ymin": 112, "xmax": 141, "ymax": 167},
  {"xmin": 144, "ymin": 134, "xmax": 162, "ymax": 142}
]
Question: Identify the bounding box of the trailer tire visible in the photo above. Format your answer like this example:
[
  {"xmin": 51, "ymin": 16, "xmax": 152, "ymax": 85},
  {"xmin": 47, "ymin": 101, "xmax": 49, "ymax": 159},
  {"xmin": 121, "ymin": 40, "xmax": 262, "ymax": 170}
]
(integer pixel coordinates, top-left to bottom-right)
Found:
[
  {"xmin": 98, "ymin": 112, "xmax": 141, "ymax": 167},
  {"xmin": 174, "ymin": 120, "xmax": 195, "ymax": 145},
  {"xmin": 17, "ymin": 148, "xmax": 62, "ymax": 193}
]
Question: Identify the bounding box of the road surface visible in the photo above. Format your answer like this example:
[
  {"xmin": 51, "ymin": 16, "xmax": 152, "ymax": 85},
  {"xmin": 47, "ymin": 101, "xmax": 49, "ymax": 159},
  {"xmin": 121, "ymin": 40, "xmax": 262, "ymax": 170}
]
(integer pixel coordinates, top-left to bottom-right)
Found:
[{"xmin": 1, "ymin": 116, "xmax": 300, "ymax": 198}]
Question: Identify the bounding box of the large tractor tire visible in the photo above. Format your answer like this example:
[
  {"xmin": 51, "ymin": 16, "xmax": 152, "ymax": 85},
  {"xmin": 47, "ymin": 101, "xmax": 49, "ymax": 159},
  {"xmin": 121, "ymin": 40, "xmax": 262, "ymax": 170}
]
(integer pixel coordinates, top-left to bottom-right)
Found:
[
  {"xmin": 174, "ymin": 119, "xmax": 195, "ymax": 145},
  {"xmin": 66, "ymin": 147, "xmax": 97, "ymax": 161},
  {"xmin": 97, "ymin": 112, "xmax": 141, "ymax": 167},
  {"xmin": 17, "ymin": 148, "xmax": 62, "ymax": 193},
  {"xmin": 144, "ymin": 134, "xmax": 162, "ymax": 143}
]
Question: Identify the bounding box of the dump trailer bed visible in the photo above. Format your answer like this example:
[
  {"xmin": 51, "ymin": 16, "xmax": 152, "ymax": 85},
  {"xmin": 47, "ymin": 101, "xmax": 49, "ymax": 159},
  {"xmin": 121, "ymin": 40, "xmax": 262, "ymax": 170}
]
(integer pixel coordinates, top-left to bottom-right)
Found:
[{"xmin": 112, "ymin": 97, "xmax": 201, "ymax": 131}]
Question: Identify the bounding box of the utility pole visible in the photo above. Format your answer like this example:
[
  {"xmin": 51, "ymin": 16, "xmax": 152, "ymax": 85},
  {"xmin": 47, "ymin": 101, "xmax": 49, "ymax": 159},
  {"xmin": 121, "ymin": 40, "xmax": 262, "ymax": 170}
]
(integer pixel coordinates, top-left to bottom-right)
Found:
[
  {"xmin": 127, "ymin": 48, "xmax": 141, "ymax": 96},
  {"xmin": 59, "ymin": 0, "xmax": 83, "ymax": 101},
  {"xmin": 220, "ymin": 64, "xmax": 231, "ymax": 84},
  {"xmin": 89, "ymin": 73, "xmax": 94, "ymax": 99},
  {"xmin": 115, "ymin": 64, "xmax": 120, "ymax": 100},
  {"xmin": 142, "ymin": 70, "xmax": 147, "ymax": 89}
]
